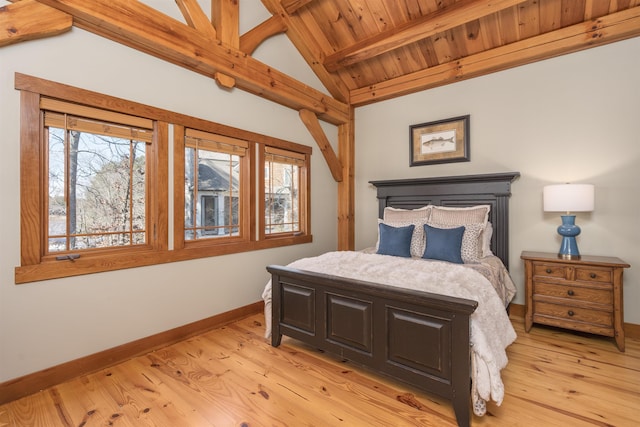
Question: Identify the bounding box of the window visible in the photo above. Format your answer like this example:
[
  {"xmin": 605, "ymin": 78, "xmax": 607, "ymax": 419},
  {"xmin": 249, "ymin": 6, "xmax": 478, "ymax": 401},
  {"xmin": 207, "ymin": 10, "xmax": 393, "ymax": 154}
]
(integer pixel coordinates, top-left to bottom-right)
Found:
[
  {"xmin": 261, "ymin": 146, "xmax": 309, "ymax": 239},
  {"xmin": 16, "ymin": 74, "xmax": 312, "ymax": 283},
  {"xmin": 182, "ymin": 128, "xmax": 249, "ymax": 243},
  {"xmin": 43, "ymin": 99, "xmax": 153, "ymax": 253}
]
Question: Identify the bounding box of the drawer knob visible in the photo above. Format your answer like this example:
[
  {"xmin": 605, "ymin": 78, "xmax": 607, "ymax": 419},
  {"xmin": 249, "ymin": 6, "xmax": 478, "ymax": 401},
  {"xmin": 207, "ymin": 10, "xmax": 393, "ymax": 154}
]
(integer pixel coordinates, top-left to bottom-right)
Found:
[
  {"xmin": 546, "ymin": 268, "xmax": 552, "ymax": 274},
  {"xmin": 567, "ymin": 290, "xmax": 575, "ymax": 296},
  {"xmin": 590, "ymin": 273, "xmax": 597, "ymax": 279},
  {"xmin": 568, "ymin": 310, "xmax": 575, "ymax": 316}
]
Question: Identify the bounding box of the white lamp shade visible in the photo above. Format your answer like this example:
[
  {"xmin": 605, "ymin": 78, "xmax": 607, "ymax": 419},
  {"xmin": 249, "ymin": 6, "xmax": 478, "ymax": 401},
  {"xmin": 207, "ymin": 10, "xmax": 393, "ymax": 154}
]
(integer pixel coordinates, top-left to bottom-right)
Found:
[{"xmin": 543, "ymin": 184, "xmax": 595, "ymax": 213}]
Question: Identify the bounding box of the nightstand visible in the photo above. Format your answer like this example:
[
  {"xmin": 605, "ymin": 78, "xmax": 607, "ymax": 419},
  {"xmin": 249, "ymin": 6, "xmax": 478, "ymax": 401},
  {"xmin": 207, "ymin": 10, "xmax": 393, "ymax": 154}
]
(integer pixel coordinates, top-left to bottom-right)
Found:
[{"xmin": 521, "ymin": 251, "xmax": 630, "ymax": 351}]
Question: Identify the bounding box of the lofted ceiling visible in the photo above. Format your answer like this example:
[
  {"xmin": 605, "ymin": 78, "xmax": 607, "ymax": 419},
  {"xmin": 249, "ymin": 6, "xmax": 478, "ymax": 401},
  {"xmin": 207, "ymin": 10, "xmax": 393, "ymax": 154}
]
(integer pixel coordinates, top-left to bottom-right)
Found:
[{"xmin": 263, "ymin": 0, "xmax": 640, "ymax": 105}]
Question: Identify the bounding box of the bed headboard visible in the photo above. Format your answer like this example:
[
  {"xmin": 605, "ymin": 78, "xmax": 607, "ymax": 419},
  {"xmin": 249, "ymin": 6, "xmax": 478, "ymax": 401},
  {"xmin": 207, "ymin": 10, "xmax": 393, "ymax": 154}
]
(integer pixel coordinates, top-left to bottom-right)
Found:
[{"xmin": 369, "ymin": 172, "xmax": 520, "ymax": 269}]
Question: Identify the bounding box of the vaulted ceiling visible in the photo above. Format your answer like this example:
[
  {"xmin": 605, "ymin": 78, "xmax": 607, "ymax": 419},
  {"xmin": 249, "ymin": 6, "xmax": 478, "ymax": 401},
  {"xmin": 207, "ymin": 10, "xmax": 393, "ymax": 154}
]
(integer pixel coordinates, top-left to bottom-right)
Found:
[{"xmin": 267, "ymin": 0, "xmax": 640, "ymax": 106}]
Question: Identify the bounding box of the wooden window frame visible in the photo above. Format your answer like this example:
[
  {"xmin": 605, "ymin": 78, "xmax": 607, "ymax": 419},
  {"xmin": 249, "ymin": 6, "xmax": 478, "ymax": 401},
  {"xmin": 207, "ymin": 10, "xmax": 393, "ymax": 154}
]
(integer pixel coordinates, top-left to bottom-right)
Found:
[
  {"xmin": 173, "ymin": 125, "xmax": 254, "ymax": 254},
  {"xmin": 15, "ymin": 76, "xmax": 168, "ymax": 284},
  {"xmin": 15, "ymin": 74, "xmax": 312, "ymax": 284},
  {"xmin": 259, "ymin": 143, "xmax": 311, "ymax": 242}
]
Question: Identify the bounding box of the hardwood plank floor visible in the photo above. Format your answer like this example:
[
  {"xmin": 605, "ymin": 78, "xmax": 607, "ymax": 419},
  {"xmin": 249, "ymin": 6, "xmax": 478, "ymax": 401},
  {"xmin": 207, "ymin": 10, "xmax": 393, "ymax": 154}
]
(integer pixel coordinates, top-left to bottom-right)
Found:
[{"xmin": 1, "ymin": 314, "xmax": 638, "ymax": 426}]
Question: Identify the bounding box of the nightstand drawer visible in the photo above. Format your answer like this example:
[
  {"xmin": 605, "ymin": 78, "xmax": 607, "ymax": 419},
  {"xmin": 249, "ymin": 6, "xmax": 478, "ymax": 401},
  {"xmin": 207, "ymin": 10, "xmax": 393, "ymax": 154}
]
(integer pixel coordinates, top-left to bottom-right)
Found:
[
  {"xmin": 534, "ymin": 301, "xmax": 612, "ymax": 327},
  {"xmin": 533, "ymin": 263, "xmax": 565, "ymax": 279},
  {"xmin": 534, "ymin": 282, "xmax": 612, "ymax": 305},
  {"xmin": 575, "ymin": 267, "xmax": 611, "ymax": 283}
]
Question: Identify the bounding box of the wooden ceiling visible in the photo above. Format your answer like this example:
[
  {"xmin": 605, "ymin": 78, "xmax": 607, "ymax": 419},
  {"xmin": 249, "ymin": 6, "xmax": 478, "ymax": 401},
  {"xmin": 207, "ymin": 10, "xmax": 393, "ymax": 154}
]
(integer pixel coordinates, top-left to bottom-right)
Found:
[{"xmin": 265, "ymin": 0, "xmax": 640, "ymax": 106}]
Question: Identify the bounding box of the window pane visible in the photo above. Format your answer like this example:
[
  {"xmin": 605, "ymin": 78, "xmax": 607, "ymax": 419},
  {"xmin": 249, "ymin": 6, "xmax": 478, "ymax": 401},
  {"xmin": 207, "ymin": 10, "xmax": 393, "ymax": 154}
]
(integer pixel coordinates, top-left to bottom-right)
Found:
[
  {"xmin": 265, "ymin": 160, "xmax": 300, "ymax": 234},
  {"xmin": 184, "ymin": 145, "xmax": 241, "ymax": 240},
  {"xmin": 46, "ymin": 117, "xmax": 147, "ymax": 253}
]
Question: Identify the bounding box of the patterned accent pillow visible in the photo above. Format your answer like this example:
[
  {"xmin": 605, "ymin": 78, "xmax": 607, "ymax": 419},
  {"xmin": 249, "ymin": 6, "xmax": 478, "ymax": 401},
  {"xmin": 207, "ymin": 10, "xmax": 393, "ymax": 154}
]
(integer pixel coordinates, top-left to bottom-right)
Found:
[
  {"xmin": 427, "ymin": 221, "xmax": 484, "ymax": 263},
  {"xmin": 376, "ymin": 217, "xmax": 428, "ymax": 258},
  {"xmin": 383, "ymin": 205, "xmax": 432, "ymax": 222}
]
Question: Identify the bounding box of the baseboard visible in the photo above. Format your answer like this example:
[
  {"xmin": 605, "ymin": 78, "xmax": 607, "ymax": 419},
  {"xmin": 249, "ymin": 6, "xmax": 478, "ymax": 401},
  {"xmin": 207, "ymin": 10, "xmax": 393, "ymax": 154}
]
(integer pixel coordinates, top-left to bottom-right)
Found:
[
  {"xmin": 508, "ymin": 303, "xmax": 640, "ymax": 339},
  {"xmin": 0, "ymin": 301, "xmax": 264, "ymax": 405}
]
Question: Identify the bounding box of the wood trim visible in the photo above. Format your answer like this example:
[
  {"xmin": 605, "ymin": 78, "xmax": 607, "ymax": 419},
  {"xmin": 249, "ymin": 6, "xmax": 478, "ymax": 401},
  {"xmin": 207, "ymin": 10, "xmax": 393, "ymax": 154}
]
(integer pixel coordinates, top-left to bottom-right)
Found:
[{"xmin": 0, "ymin": 301, "xmax": 264, "ymax": 405}]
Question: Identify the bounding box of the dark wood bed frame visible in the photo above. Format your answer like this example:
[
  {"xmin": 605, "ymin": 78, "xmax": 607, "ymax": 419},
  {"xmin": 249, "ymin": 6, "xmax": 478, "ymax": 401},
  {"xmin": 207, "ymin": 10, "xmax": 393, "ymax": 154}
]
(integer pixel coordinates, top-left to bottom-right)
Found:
[{"xmin": 267, "ymin": 172, "xmax": 519, "ymax": 427}]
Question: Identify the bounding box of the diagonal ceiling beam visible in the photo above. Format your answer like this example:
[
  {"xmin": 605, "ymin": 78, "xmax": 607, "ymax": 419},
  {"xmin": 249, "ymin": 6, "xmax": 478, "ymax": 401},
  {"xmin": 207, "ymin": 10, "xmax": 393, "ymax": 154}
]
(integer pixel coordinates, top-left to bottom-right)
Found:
[
  {"xmin": 261, "ymin": 0, "xmax": 350, "ymax": 103},
  {"xmin": 240, "ymin": 15, "xmax": 287, "ymax": 55},
  {"xmin": 30, "ymin": 0, "xmax": 349, "ymax": 125},
  {"xmin": 323, "ymin": 0, "xmax": 527, "ymax": 72},
  {"xmin": 350, "ymin": 6, "xmax": 640, "ymax": 106},
  {"xmin": 175, "ymin": 0, "xmax": 217, "ymax": 39}
]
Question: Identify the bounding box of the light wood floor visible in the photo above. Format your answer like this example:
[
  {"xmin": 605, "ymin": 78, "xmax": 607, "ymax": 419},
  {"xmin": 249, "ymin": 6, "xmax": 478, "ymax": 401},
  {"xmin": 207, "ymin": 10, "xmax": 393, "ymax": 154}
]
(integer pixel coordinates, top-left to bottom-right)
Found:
[{"xmin": 1, "ymin": 314, "xmax": 638, "ymax": 426}]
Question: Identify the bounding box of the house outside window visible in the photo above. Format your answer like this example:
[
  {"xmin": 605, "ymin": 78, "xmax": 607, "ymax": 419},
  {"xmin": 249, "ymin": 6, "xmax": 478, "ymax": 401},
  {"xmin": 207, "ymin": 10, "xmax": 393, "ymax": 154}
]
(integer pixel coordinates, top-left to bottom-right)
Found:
[
  {"xmin": 263, "ymin": 146, "xmax": 307, "ymax": 237},
  {"xmin": 183, "ymin": 128, "xmax": 246, "ymax": 242}
]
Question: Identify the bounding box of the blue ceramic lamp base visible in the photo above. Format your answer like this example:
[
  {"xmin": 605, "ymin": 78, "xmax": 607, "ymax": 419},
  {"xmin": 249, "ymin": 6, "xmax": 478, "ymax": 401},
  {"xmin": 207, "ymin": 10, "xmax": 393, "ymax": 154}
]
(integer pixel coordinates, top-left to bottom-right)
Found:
[{"xmin": 557, "ymin": 215, "xmax": 581, "ymax": 259}]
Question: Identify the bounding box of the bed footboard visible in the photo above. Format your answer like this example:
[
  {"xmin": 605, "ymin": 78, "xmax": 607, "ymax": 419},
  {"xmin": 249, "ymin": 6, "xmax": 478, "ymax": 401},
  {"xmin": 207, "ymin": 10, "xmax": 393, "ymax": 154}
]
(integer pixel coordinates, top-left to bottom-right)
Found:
[{"xmin": 267, "ymin": 265, "xmax": 478, "ymax": 427}]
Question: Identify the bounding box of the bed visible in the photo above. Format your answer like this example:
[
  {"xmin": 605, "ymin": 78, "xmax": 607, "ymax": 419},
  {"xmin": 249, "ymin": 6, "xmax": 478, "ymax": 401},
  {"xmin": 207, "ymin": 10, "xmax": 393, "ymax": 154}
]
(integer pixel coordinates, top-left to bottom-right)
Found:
[{"xmin": 263, "ymin": 172, "xmax": 520, "ymax": 427}]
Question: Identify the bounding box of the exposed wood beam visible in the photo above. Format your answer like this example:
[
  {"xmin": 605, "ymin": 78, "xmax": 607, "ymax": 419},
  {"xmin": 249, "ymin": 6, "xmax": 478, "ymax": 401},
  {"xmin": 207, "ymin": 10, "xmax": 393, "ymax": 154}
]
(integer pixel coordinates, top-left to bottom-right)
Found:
[
  {"xmin": 337, "ymin": 107, "xmax": 355, "ymax": 250},
  {"xmin": 175, "ymin": 0, "xmax": 216, "ymax": 39},
  {"xmin": 323, "ymin": 0, "xmax": 527, "ymax": 72},
  {"xmin": 212, "ymin": 0, "xmax": 239, "ymax": 48},
  {"xmin": 0, "ymin": 0, "xmax": 72, "ymax": 47},
  {"xmin": 240, "ymin": 15, "xmax": 287, "ymax": 55},
  {"xmin": 350, "ymin": 6, "xmax": 640, "ymax": 106},
  {"xmin": 31, "ymin": 0, "xmax": 349, "ymax": 125},
  {"xmin": 261, "ymin": 0, "xmax": 350, "ymax": 103},
  {"xmin": 211, "ymin": 0, "xmax": 240, "ymax": 89},
  {"xmin": 299, "ymin": 109, "xmax": 342, "ymax": 182},
  {"xmin": 176, "ymin": 0, "xmax": 237, "ymax": 88},
  {"xmin": 281, "ymin": 0, "xmax": 315, "ymax": 15}
]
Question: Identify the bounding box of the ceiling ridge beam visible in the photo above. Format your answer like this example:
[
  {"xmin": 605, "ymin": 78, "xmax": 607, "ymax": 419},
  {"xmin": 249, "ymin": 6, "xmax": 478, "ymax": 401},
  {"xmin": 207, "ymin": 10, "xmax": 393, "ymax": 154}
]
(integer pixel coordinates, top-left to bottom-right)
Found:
[
  {"xmin": 281, "ymin": 0, "xmax": 315, "ymax": 15},
  {"xmin": 0, "ymin": 0, "xmax": 72, "ymax": 47},
  {"xmin": 323, "ymin": 0, "xmax": 527, "ymax": 72},
  {"xmin": 350, "ymin": 6, "xmax": 640, "ymax": 106},
  {"xmin": 31, "ymin": 0, "xmax": 349, "ymax": 124}
]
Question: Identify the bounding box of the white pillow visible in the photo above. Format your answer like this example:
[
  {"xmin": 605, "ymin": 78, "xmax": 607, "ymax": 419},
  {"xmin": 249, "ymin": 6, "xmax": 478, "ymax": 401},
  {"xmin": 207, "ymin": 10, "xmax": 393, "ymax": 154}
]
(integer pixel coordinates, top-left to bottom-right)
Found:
[
  {"xmin": 429, "ymin": 205, "xmax": 490, "ymax": 227},
  {"xmin": 482, "ymin": 222, "xmax": 494, "ymax": 257},
  {"xmin": 383, "ymin": 205, "xmax": 431, "ymax": 222}
]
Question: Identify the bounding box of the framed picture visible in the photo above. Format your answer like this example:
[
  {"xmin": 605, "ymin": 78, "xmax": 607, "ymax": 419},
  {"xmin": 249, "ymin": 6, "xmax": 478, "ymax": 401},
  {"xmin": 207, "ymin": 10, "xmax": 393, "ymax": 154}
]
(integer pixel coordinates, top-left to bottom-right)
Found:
[{"xmin": 409, "ymin": 115, "xmax": 470, "ymax": 166}]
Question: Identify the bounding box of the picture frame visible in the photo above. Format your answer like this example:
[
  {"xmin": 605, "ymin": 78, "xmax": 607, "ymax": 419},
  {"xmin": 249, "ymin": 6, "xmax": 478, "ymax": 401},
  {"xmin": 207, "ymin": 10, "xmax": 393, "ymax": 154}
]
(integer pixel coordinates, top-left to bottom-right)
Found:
[{"xmin": 409, "ymin": 115, "xmax": 470, "ymax": 166}]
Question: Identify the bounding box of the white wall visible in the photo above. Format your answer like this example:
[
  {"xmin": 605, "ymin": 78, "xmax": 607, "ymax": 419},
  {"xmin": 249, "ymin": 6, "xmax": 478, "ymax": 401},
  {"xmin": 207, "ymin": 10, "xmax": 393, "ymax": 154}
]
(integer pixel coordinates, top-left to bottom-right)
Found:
[
  {"xmin": 0, "ymin": 1, "xmax": 338, "ymax": 382},
  {"xmin": 355, "ymin": 37, "xmax": 640, "ymax": 325}
]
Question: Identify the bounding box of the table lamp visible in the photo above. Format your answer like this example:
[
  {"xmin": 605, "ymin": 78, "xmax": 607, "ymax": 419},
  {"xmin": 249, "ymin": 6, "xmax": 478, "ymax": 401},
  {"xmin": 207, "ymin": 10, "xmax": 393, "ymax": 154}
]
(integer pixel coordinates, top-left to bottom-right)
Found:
[{"xmin": 543, "ymin": 183, "xmax": 595, "ymax": 259}]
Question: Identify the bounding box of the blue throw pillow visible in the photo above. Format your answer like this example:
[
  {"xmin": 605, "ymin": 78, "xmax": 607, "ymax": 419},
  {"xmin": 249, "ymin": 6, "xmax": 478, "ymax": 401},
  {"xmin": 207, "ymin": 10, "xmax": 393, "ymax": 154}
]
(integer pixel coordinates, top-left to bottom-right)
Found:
[
  {"xmin": 422, "ymin": 224, "xmax": 465, "ymax": 264},
  {"xmin": 377, "ymin": 222, "xmax": 415, "ymax": 258}
]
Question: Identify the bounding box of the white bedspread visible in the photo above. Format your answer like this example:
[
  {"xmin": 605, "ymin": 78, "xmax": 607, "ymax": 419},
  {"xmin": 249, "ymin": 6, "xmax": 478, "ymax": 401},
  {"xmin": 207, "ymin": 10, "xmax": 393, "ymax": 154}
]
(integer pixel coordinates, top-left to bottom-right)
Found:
[{"xmin": 262, "ymin": 251, "xmax": 517, "ymax": 416}]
